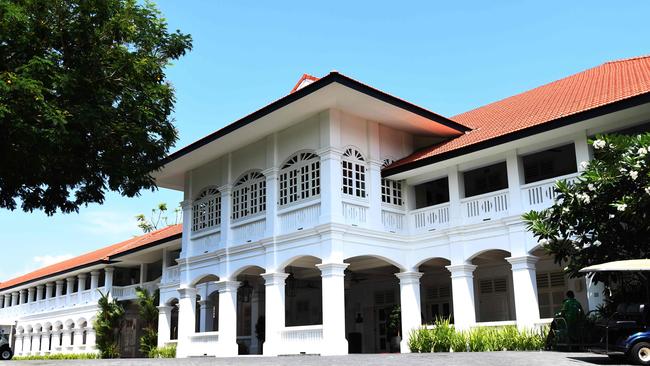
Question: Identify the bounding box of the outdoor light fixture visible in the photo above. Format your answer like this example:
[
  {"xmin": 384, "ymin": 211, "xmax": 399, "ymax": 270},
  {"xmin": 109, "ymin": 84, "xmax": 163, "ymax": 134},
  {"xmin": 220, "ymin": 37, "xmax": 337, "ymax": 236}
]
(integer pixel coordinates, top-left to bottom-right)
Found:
[
  {"xmin": 239, "ymin": 280, "xmax": 253, "ymax": 303},
  {"xmin": 286, "ymin": 266, "xmax": 296, "ymax": 298}
]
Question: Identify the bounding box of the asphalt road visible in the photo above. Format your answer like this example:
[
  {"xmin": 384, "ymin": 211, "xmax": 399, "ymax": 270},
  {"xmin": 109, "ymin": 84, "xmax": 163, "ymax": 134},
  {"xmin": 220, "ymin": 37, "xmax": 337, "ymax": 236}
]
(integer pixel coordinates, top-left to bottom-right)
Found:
[{"xmin": 10, "ymin": 352, "xmax": 632, "ymax": 366}]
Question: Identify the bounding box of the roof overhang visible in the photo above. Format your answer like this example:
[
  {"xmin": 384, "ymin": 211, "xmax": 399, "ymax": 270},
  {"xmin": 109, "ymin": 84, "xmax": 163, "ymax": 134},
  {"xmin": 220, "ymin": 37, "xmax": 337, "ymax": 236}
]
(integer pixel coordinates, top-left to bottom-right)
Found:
[
  {"xmin": 580, "ymin": 259, "xmax": 650, "ymax": 272},
  {"xmin": 155, "ymin": 72, "xmax": 470, "ymax": 190}
]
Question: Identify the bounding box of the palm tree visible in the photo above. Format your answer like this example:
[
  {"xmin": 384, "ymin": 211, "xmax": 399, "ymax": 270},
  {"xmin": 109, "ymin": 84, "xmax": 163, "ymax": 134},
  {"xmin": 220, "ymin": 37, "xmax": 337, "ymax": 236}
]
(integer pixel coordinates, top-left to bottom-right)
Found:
[{"xmin": 93, "ymin": 291, "xmax": 125, "ymax": 358}]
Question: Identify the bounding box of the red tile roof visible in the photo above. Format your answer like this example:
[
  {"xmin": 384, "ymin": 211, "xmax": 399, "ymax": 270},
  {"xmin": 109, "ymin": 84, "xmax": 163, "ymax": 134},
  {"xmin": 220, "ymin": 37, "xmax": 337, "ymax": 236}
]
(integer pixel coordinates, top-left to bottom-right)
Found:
[
  {"xmin": 290, "ymin": 73, "xmax": 319, "ymax": 93},
  {"xmin": 0, "ymin": 224, "xmax": 182, "ymax": 291},
  {"xmin": 386, "ymin": 55, "xmax": 650, "ymax": 173}
]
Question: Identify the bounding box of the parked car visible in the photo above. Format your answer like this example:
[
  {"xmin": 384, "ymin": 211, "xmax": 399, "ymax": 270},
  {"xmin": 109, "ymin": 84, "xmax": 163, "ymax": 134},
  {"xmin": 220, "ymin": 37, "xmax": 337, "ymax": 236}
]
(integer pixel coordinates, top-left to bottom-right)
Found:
[{"xmin": 0, "ymin": 334, "xmax": 12, "ymax": 360}]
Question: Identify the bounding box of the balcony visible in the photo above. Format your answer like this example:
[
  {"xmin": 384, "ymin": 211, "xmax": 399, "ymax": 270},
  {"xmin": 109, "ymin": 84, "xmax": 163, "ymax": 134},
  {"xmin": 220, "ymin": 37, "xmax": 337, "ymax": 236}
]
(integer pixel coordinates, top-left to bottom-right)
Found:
[
  {"xmin": 460, "ymin": 189, "xmax": 510, "ymax": 224},
  {"xmin": 0, "ymin": 287, "xmax": 106, "ymax": 320},
  {"xmin": 521, "ymin": 173, "xmax": 579, "ymax": 211}
]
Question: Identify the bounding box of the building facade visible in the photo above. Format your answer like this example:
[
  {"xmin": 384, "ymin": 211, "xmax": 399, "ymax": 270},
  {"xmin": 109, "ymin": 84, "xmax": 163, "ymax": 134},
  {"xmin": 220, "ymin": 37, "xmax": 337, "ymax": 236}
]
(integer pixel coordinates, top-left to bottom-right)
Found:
[{"xmin": 1, "ymin": 56, "xmax": 649, "ymax": 358}]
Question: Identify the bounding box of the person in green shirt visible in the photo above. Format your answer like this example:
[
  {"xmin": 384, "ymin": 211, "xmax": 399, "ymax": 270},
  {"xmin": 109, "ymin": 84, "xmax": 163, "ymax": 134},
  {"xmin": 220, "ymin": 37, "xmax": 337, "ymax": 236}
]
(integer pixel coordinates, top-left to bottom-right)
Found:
[{"xmin": 546, "ymin": 291, "xmax": 585, "ymax": 349}]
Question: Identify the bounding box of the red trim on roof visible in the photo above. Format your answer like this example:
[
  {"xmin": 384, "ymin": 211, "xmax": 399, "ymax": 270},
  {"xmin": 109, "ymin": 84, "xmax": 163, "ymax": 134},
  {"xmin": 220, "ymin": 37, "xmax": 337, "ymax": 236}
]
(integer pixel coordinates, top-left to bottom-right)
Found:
[
  {"xmin": 0, "ymin": 225, "xmax": 182, "ymax": 291},
  {"xmin": 386, "ymin": 55, "xmax": 650, "ymax": 173},
  {"xmin": 290, "ymin": 73, "xmax": 319, "ymax": 93}
]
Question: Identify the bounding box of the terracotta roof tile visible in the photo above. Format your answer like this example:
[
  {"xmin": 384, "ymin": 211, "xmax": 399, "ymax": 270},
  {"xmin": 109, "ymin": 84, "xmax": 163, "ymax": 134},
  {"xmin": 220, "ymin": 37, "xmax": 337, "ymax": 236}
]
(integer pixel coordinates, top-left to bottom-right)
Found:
[
  {"xmin": 387, "ymin": 55, "xmax": 650, "ymax": 172},
  {"xmin": 0, "ymin": 224, "xmax": 182, "ymax": 291}
]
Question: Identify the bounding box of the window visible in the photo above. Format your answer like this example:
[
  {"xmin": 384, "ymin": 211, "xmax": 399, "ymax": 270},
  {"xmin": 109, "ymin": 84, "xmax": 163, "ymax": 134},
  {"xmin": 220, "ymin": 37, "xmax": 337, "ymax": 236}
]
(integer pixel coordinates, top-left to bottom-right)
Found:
[
  {"xmin": 279, "ymin": 152, "xmax": 320, "ymax": 206},
  {"xmin": 232, "ymin": 171, "xmax": 266, "ymax": 220},
  {"xmin": 463, "ymin": 162, "xmax": 508, "ymax": 197},
  {"xmin": 381, "ymin": 159, "xmax": 403, "ymax": 206},
  {"xmin": 192, "ymin": 187, "xmax": 221, "ymax": 232},
  {"xmin": 415, "ymin": 177, "xmax": 450, "ymax": 209},
  {"xmin": 536, "ymin": 271, "xmax": 567, "ymax": 318},
  {"xmin": 342, "ymin": 147, "xmax": 366, "ymax": 198},
  {"xmin": 522, "ymin": 144, "xmax": 577, "ymax": 184}
]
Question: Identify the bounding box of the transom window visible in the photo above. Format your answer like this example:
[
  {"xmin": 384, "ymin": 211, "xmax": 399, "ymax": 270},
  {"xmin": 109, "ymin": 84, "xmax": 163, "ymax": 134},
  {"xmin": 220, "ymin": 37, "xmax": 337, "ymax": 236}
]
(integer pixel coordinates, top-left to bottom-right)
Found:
[
  {"xmin": 232, "ymin": 171, "xmax": 266, "ymax": 220},
  {"xmin": 381, "ymin": 159, "xmax": 403, "ymax": 206},
  {"xmin": 192, "ymin": 187, "xmax": 221, "ymax": 232},
  {"xmin": 279, "ymin": 152, "xmax": 320, "ymax": 206},
  {"xmin": 342, "ymin": 147, "xmax": 366, "ymax": 198}
]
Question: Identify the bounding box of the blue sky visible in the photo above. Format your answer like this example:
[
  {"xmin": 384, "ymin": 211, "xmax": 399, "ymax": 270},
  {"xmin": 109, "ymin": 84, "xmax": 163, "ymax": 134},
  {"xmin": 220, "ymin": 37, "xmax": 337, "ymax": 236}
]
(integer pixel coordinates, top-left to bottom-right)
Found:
[{"xmin": 1, "ymin": 1, "xmax": 648, "ymax": 281}]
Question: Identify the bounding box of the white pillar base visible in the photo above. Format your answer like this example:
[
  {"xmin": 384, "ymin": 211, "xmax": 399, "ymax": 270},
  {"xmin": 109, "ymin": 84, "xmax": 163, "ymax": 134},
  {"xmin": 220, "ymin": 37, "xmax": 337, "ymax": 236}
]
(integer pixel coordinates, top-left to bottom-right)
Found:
[
  {"xmin": 317, "ymin": 263, "xmax": 349, "ymax": 356},
  {"xmin": 507, "ymin": 256, "xmax": 541, "ymax": 329},
  {"xmin": 396, "ymin": 271, "xmax": 423, "ymax": 353},
  {"xmin": 446, "ymin": 264, "xmax": 477, "ymax": 330}
]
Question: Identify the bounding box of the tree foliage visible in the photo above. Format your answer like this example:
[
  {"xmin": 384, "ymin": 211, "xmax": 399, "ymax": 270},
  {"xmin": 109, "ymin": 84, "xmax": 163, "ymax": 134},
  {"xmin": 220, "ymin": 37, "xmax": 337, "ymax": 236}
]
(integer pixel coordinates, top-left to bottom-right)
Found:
[
  {"xmin": 135, "ymin": 286, "xmax": 159, "ymax": 357},
  {"xmin": 523, "ymin": 133, "xmax": 650, "ymax": 284},
  {"xmin": 136, "ymin": 202, "xmax": 180, "ymax": 233},
  {"xmin": 0, "ymin": 0, "xmax": 192, "ymax": 215},
  {"xmin": 93, "ymin": 290, "xmax": 125, "ymax": 359}
]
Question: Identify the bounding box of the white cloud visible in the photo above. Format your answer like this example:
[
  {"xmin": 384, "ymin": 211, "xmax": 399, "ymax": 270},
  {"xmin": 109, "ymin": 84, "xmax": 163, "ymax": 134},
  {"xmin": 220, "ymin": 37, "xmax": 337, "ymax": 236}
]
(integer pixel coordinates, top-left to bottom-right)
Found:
[
  {"xmin": 33, "ymin": 254, "xmax": 74, "ymax": 267},
  {"xmin": 80, "ymin": 210, "xmax": 140, "ymax": 237}
]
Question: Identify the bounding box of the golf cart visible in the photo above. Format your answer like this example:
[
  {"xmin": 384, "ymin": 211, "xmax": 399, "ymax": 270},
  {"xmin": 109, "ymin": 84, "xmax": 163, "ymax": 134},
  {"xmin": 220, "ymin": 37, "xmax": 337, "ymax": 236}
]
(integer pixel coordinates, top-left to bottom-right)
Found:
[
  {"xmin": 580, "ymin": 259, "xmax": 650, "ymax": 365},
  {"xmin": 0, "ymin": 324, "xmax": 14, "ymax": 360}
]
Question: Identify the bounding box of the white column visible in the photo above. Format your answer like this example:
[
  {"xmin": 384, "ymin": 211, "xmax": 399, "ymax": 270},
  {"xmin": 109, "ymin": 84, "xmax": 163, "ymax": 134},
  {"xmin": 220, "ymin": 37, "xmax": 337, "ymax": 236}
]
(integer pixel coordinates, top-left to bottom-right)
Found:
[
  {"xmin": 77, "ymin": 274, "xmax": 87, "ymax": 303},
  {"xmin": 50, "ymin": 330, "xmax": 61, "ymax": 354},
  {"xmin": 2, "ymin": 294, "xmax": 9, "ymax": 308},
  {"xmin": 15, "ymin": 334, "xmax": 24, "ymax": 355},
  {"xmin": 367, "ymin": 160, "xmax": 383, "ymax": 230},
  {"xmin": 249, "ymin": 289, "xmax": 260, "ymax": 354},
  {"xmin": 36, "ymin": 285, "xmax": 44, "ymax": 301},
  {"xmin": 263, "ymin": 167, "xmax": 279, "ymax": 238},
  {"xmin": 318, "ymin": 148, "xmax": 344, "ymax": 224},
  {"xmin": 216, "ymin": 281, "xmax": 239, "ymax": 357},
  {"xmin": 73, "ymin": 328, "xmax": 85, "ymax": 352},
  {"xmin": 574, "ymin": 131, "xmax": 591, "ymax": 169},
  {"xmin": 85, "ymin": 328, "xmax": 96, "ymax": 351},
  {"xmin": 175, "ymin": 287, "xmax": 197, "ymax": 358},
  {"xmin": 220, "ymin": 185, "xmax": 233, "ymax": 247},
  {"xmin": 180, "ymin": 200, "xmax": 192, "ymax": 258},
  {"xmin": 446, "ymin": 264, "xmax": 477, "ymax": 330},
  {"xmin": 316, "ymin": 263, "xmax": 349, "ymax": 355},
  {"xmin": 506, "ymin": 255, "xmax": 540, "ymax": 329},
  {"xmin": 157, "ymin": 305, "xmax": 172, "ymax": 347},
  {"xmin": 104, "ymin": 267, "xmax": 114, "ymax": 296},
  {"xmin": 65, "ymin": 277, "xmax": 75, "ymax": 305},
  {"xmin": 506, "ymin": 150, "xmax": 523, "ymax": 214},
  {"xmin": 19, "ymin": 290, "xmax": 27, "ymax": 305},
  {"xmin": 396, "ymin": 271, "xmax": 423, "ymax": 353},
  {"xmin": 586, "ymin": 274, "xmax": 606, "ymax": 312},
  {"xmin": 40, "ymin": 330, "xmax": 50, "ymax": 354},
  {"xmin": 11, "ymin": 292, "xmax": 19, "ymax": 306},
  {"xmin": 198, "ymin": 299, "xmax": 210, "ymax": 333},
  {"xmin": 261, "ymin": 272, "xmax": 289, "ymax": 356},
  {"xmin": 447, "ymin": 166, "xmax": 462, "ymax": 224},
  {"xmin": 33, "ymin": 327, "xmax": 42, "ymax": 354},
  {"xmin": 27, "ymin": 288, "xmax": 35, "ymax": 303},
  {"xmin": 55, "ymin": 281, "xmax": 64, "ymax": 308},
  {"xmin": 140, "ymin": 263, "xmax": 147, "ymax": 284},
  {"xmin": 61, "ymin": 328, "xmax": 72, "ymax": 352},
  {"xmin": 90, "ymin": 271, "xmax": 100, "ymax": 299}
]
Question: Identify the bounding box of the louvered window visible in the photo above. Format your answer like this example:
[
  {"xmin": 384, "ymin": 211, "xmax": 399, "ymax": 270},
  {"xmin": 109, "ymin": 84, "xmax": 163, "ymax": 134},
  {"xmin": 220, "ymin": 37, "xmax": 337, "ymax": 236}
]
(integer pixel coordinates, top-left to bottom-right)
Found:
[
  {"xmin": 279, "ymin": 152, "xmax": 320, "ymax": 206},
  {"xmin": 480, "ymin": 278, "xmax": 507, "ymax": 294},
  {"xmin": 536, "ymin": 271, "xmax": 568, "ymax": 318},
  {"xmin": 232, "ymin": 171, "xmax": 266, "ymax": 220},
  {"xmin": 381, "ymin": 159, "xmax": 404, "ymax": 206},
  {"xmin": 192, "ymin": 187, "xmax": 221, "ymax": 232},
  {"xmin": 342, "ymin": 148, "xmax": 367, "ymax": 198}
]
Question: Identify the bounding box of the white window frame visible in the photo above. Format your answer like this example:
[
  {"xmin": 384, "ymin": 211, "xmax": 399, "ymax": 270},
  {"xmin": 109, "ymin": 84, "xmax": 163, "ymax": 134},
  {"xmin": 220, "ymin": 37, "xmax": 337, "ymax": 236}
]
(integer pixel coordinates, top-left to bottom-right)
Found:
[
  {"xmin": 232, "ymin": 171, "xmax": 266, "ymax": 221},
  {"xmin": 279, "ymin": 151, "xmax": 320, "ymax": 207},
  {"xmin": 192, "ymin": 186, "xmax": 221, "ymax": 232},
  {"xmin": 381, "ymin": 158, "xmax": 403, "ymax": 206},
  {"xmin": 342, "ymin": 147, "xmax": 367, "ymax": 199}
]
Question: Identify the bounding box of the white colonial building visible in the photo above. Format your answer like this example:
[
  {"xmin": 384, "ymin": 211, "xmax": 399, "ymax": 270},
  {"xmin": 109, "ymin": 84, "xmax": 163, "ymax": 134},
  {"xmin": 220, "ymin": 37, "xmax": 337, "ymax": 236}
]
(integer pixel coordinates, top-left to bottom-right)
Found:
[{"xmin": 1, "ymin": 56, "xmax": 649, "ymax": 358}]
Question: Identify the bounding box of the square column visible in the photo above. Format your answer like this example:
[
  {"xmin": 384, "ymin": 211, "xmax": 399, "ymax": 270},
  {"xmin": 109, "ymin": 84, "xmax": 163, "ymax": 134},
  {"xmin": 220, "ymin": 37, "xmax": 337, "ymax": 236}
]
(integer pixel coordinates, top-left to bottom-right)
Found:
[
  {"xmin": 215, "ymin": 281, "xmax": 240, "ymax": 357},
  {"xmin": 198, "ymin": 299, "xmax": 211, "ymax": 333},
  {"xmin": 318, "ymin": 148, "xmax": 344, "ymax": 224},
  {"xmin": 367, "ymin": 160, "xmax": 383, "ymax": 230},
  {"xmin": 396, "ymin": 271, "xmax": 423, "ymax": 353},
  {"xmin": 219, "ymin": 185, "xmax": 233, "ymax": 247},
  {"xmin": 446, "ymin": 264, "xmax": 477, "ymax": 330},
  {"xmin": 506, "ymin": 255, "xmax": 540, "ymax": 329},
  {"xmin": 263, "ymin": 168, "xmax": 279, "ymax": 238},
  {"xmin": 175, "ymin": 287, "xmax": 197, "ymax": 358},
  {"xmin": 180, "ymin": 199, "xmax": 192, "ymax": 257},
  {"xmin": 261, "ymin": 272, "xmax": 289, "ymax": 356},
  {"xmin": 316, "ymin": 263, "xmax": 349, "ymax": 356},
  {"xmin": 157, "ymin": 305, "xmax": 172, "ymax": 347}
]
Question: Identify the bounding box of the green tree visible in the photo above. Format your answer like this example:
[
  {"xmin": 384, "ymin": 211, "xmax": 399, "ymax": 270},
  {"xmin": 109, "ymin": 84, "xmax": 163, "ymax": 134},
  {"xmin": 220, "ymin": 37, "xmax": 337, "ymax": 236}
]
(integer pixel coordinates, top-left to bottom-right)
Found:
[
  {"xmin": 523, "ymin": 133, "xmax": 650, "ymax": 284},
  {"xmin": 135, "ymin": 287, "xmax": 159, "ymax": 357},
  {"xmin": 135, "ymin": 202, "xmax": 181, "ymax": 233},
  {"xmin": 93, "ymin": 291, "xmax": 125, "ymax": 359},
  {"xmin": 0, "ymin": 0, "xmax": 192, "ymax": 215}
]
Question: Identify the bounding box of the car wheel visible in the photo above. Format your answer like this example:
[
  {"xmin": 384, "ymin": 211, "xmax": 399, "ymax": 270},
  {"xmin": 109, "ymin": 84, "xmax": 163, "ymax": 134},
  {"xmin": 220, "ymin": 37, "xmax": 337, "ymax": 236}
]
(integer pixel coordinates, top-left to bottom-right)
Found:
[
  {"xmin": 0, "ymin": 348, "xmax": 12, "ymax": 361},
  {"xmin": 631, "ymin": 342, "xmax": 650, "ymax": 365}
]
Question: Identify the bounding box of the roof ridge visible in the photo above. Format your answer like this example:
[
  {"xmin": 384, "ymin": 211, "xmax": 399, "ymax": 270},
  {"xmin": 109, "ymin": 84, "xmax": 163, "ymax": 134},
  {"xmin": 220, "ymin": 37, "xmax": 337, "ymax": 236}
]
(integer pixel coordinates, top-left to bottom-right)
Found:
[{"xmin": 603, "ymin": 54, "xmax": 650, "ymax": 65}]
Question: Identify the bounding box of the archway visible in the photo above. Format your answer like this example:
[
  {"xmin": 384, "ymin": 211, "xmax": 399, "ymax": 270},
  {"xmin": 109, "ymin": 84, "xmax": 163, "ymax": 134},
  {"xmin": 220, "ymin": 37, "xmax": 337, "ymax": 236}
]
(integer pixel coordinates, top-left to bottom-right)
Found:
[
  {"xmin": 283, "ymin": 256, "xmax": 322, "ymax": 327},
  {"xmin": 168, "ymin": 298, "xmax": 179, "ymax": 340},
  {"xmin": 234, "ymin": 266, "xmax": 265, "ymax": 355},
  {"xmin": 417, "ymin": 258, "xmax": 452, "ymax": 325},
  {"xmin": 344, "ymin": 255, "xmax": 400, "ymax": 354},
  {"xmin": 471, "ymin": 249, "xmax": 515, "ymax": 322}
]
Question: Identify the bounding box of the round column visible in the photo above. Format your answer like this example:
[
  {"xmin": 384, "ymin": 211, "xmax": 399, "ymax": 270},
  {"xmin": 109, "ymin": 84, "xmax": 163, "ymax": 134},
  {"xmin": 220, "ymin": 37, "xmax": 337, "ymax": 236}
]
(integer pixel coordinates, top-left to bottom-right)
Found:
[
  {"xmin": 316, "ymin": 263, "xmax": 349, "ymax": 356},
  {"xmin": 396, "ymin": 271, "xmax": 423, "ymax": 353},
  {"xmin": 446, "ymin": 264, "xmax": 477, "ymax": 330}
]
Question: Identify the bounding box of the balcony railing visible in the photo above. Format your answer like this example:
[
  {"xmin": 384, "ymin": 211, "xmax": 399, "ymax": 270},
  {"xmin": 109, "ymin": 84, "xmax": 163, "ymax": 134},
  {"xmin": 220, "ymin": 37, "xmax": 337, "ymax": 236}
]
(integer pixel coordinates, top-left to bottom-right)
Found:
[
  {"xmin": 461, "ymin": 189, "xmax": 510, "ymax": 223},
  {"xmin": 342, "ymin": 200, "xmax": 368, "ymax": 226},
  {"xmin": 277, "ymin": 325, "xmax": 323, "ymax": 355},
  {"xmin": 162, "ymin": 265, "xmax": 180, "ymax": 285},
  {"xmin": 381, "ymin": 207, "xmax": 406, "ymax": 233},
  {"xmin": 112, "ymin": 281, "xmax": 158, "ymax": 301},
  {"xmin": 231, "ymin": 215, "xmax": 266, "ymax": 244},
  {"xmin": 410, "ymin": 203, "xmax": 450, "ymax": 233},
  {"xmin": 278, "ymin": 200, "xmax": 321, "ymax": 234},
  {"xmin": 521, "ymin": 173, "xmax": 579, "ymax": 211},
  {"xmin": 0, "ymin": 287, "xmax": 106, "ymax": 320},
  {"xmin": 187, "ymin": 331, "xmax": 219, "ymax": 357}
]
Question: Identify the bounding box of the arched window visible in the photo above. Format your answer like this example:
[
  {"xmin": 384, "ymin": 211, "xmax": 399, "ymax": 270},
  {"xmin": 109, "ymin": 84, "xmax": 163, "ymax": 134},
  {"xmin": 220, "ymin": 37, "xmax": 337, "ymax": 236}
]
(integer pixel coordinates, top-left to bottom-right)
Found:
[
  {"xmin": 192, "ymin": 187, "xmax": 221, "ymax": 232},
  {"xmin": 381, "ymin": 159, "xmax": 403, "ymax": 206},
  {"xmin": 342, "ymin": 147, "xmax": 367, "ymax": 198},
  {"xmin": 279, "ymin": 151, "xmax": 320, "ymax": 206},
  {"xmin": 232, "ymin": 171, "xmax": 266, "ymax": 220}
]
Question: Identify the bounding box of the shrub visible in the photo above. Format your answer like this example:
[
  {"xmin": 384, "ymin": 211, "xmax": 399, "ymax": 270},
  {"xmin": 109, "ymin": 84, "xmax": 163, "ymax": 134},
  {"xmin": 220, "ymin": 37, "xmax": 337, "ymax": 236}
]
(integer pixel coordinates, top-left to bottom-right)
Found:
[
  {"xmin": 408, "ymin": 318, "xmax": 548, "ymax": 353},
  {"xmin": 14, "ymin": 353, "xmax": 100, "ymax": 360},
  {"xmin": 149, "ymin": 344, "xmax": 177, "ymax": 358}
]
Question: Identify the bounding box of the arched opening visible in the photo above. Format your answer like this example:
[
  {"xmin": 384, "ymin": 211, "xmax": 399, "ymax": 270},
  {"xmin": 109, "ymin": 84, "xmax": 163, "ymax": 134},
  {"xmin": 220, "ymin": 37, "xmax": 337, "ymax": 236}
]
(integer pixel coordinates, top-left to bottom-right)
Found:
[
  {"xmin": 234, "ymin": 266, "xmax": 265, "ymax": 355},
  {"xmin": 169, "ymin": 299, "xmax": 179, "ymax": 340},
  {"xmin": 283, "ymin": 256, "xmax": 322, "ymax": 327},
  {"xmin": 344, "ymin": 255, "xmax": 401, "ymax": 354},
  {"xmin": 531, "ymin": 248, "xmax": 588, "ymax": 318},
  {"xmin": 418, "ymin": 258, "xmax": 452, "ymax": 325},
  {"xmin": 471, "ymin": 249, "xmax": 515, "ymax": 322}
]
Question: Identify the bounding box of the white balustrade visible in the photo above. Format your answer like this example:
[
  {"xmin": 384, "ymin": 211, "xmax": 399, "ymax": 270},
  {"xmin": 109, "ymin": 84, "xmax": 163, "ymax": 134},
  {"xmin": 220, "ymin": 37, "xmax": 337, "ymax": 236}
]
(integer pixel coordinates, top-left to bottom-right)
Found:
[
  {"xmin": 231, "ymin": 216, "xmax": 266, "ymax": 244},
  {"xmin": 521, "ymin": 173, "xmax": 579, "ymax": 210},
  {"xmin": 278, "ymin": 325, "xmax": 323, "ymax": 355},
  {"xmin": 278, "ymin": 201, "xmax": 321, "ymax": 234},
  {"xmin": 191, "ymin": 231, "xmax": 222, "ymax": 256},
  {"xmin": 187, "ymin": 332, "xmax": 219, "ymax": 356},
  {"xmin": 410, "ymin": 203, "xmax": 450, "ymax": 233},
  {"xmin": 461, "ymin": 189, "xmax": 509, "ymax": 222},
  {"xmin": 80, "ymin": 289, "xmax": 92, "ymax": 304},
  {"xmin": 342, "ymin": 201, "xmax": 368, "ymax": 226},
  {"xmin": 113, "ymin": 281, "xmax": 159, "ymax": 301},
  {"xmin": 381, "ymin": 208, "xmax": 406, "ymax": 233},
  {"xmin": 162, "ymin": 265, "xmax": 180, "ymax": 285}
]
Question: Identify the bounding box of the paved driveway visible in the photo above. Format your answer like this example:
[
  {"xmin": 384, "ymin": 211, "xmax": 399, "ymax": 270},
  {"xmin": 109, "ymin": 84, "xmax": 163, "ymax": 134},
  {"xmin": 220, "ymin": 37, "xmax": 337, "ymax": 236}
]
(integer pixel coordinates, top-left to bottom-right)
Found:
[{"xmin": 11, "ymin": 352, "xmax": 630, "ymax": 366}]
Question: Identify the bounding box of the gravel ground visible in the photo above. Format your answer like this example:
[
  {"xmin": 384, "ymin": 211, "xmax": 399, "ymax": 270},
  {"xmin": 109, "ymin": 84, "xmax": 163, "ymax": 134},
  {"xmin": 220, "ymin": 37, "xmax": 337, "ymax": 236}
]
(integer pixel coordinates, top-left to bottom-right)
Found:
[{"xmin": 9, "ymin": 352, "xmax": 631, "ymax": 366}]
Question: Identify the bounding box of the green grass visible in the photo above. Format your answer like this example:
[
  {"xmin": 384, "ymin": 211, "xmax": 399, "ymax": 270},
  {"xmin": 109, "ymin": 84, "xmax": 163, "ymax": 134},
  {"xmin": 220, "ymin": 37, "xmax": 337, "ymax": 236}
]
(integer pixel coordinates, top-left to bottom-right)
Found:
[
  {"xmin": 148, "ymin": 344, "xmax": 176, "ymax": 358},
  {"xmin": 13, "ymin": 353, "xmax": 100, "ymax": 360},
  {"xmin": 408, "ymin": 318, "xmax": 548, "ymax": 353}
]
